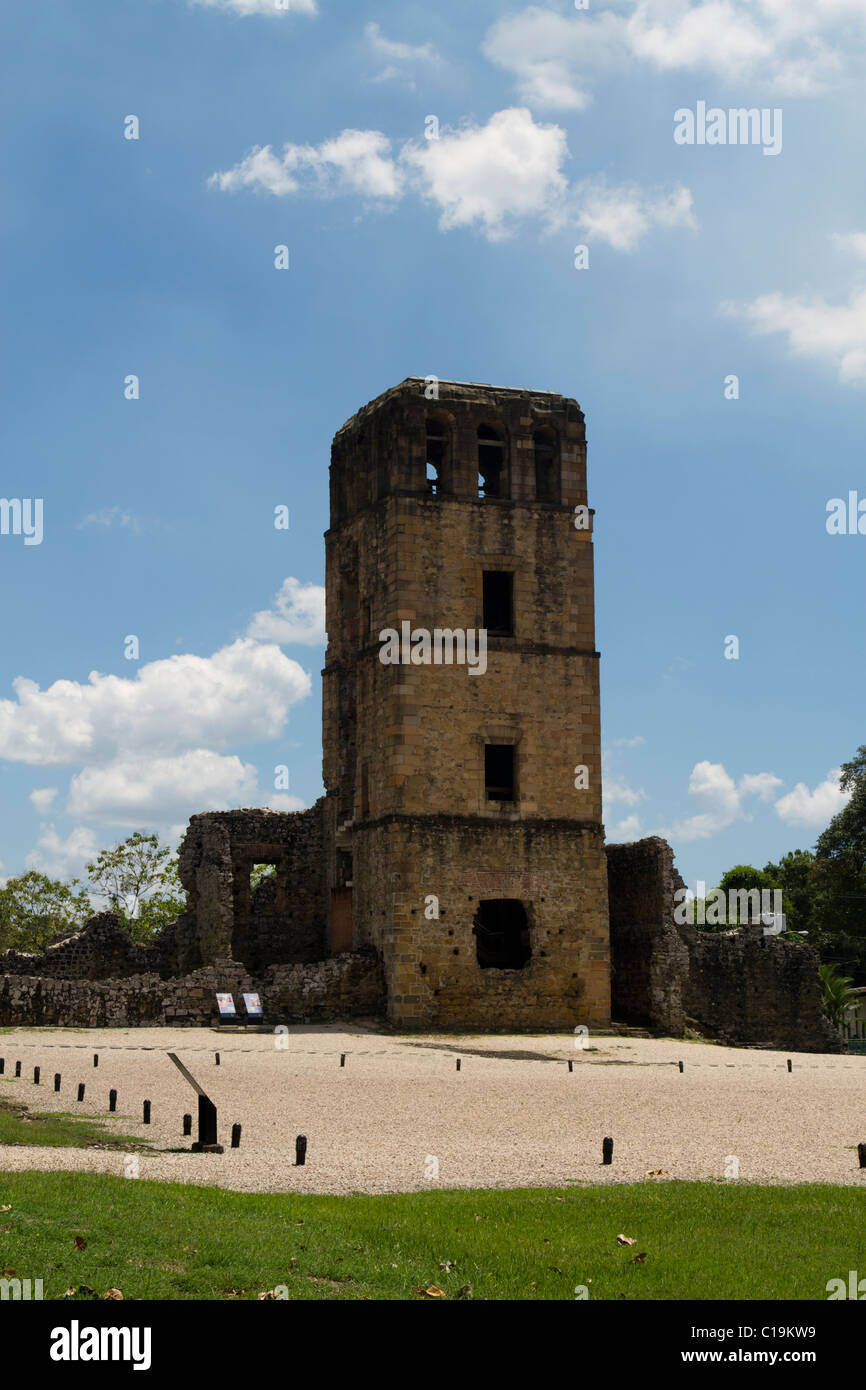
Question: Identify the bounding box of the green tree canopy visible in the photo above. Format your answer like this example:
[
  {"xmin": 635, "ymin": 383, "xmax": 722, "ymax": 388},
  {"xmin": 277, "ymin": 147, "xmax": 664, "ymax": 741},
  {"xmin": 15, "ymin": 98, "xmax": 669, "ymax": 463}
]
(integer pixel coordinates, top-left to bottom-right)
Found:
[
  {"xmin": 86, "ymin": 832, "xmax": 184, "ymax": 944},
  {"xmin": 0, "ymin": 871, "xmax": 91, "ymax": 954}
]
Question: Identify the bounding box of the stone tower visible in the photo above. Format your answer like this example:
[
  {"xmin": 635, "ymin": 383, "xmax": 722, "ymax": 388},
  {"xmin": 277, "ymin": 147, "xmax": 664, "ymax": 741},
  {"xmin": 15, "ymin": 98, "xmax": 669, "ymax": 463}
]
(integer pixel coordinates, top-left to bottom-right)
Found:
[{"xmin": 322, "ymin": 378, "xmax": 610, "ymax": 1028}]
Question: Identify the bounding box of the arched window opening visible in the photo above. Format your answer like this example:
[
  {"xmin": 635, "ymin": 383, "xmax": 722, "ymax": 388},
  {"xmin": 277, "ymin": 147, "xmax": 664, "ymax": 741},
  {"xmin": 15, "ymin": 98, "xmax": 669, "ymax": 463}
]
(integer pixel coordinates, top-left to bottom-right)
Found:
[
  {"xmin": 478, "ymin": 424, "xmax": 505, "ymax": 499},
  {"xmin": 426, "ymin": 420, "xmax": 447, "ymax": 496},
  {"xmin": 534, "ymin": 428, "xmax": 558, "ymax": 503}
]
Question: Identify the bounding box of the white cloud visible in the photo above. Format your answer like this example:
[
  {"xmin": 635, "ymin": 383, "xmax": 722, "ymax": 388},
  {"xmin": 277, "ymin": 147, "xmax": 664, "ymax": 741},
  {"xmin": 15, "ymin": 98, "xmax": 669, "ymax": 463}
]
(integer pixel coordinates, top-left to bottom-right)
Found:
[
  {"xmin": 365, "ymin": 22, "xmax": 439, "ymax": 85},
  {"xmin": 78, "ymin": 506, "xmax": 141, "ymax": 533},
  {"xmin": 66, "ymin": 751, "xmax": 260, "ymax": 826},
  {"xmin": 189, "ymin": 0, "xmax": 316, "ymax": 15},
  {"xmin": 609, "ymin": 814, "xmax": 643, "ymax": 840},
  {"xmin": 666, "ymin": 761, "xmax": 783, "ymax": 842},
  {"xmin": 612, "ymin": 735, "xmax": 645, "ymax": 749},
  {"xmin": 30, "ymin": 787, "xmax": 58, "ymax": 813},
  {"xmin": 25, "ymin": 824, "xmax": 102, "ymax": 882},
  {"xmin": 576, "ymin": 180, "xmax": 696, "ymax": 253},
  {"xmin": 831, "ymin": 232, "xmax": 866, "ymax": 261},
  {"xmin": 210, "ymin": 129, "xmax": 403, "ymax": 200},
  {"xmin": 0, "ymin": 638, "xmax": 311, "ymax": 767},
  {"xmin": 211, "ymin": 108, "xmax": 693, "ymax": 252},
  {"xmin": 246, "ymin": 577, "xmax": 326, "ymax": 646},
  {"xmin": 774, "ymin": 768, "xmax": 851, "ymax": 830},
  {"xmin": 604, "ymin": 777, "xmax": 647, "ymax": 807},
  {"xmin": 483, "ymin": 0, "xmax": 866, "ymax": 108},
  {"xmin": 723, "ymin": 287, "xmax": 866, "ymax": 385},
  {"xmin": 402, "ymin": 108, "xmax": 570, "ymax": 241}
]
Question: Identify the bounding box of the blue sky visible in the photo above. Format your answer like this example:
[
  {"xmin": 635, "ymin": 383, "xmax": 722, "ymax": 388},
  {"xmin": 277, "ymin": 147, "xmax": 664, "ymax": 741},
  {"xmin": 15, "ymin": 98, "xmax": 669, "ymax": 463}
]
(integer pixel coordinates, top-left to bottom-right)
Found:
[{"xmin": 0, "ymin": 0, "xmax": 864, "ymax": 898}]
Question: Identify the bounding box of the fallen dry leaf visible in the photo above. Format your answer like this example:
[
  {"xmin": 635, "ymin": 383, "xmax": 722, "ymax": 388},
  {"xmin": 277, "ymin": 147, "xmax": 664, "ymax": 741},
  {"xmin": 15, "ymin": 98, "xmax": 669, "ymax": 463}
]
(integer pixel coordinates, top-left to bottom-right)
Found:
[
  {"xmin": 439, "ymin": 1260, "xmax": 455, "ymax": 1273},
  {"xmin": 0, "ymin": 1205, "xmax": 11, "ymax": 1213},
  {"xmin": 2, "ymin": 1268, "xmax": 15, "ymax": 1277},
  {"xmin": 631, "ymin": 1253, "xmax": 648, "ymax": 1264},
  {"xmin": 73, "ymin": 1236, "xmax": 87, "ymax": 1250},
  {"xmin": 103, "ymin": 1288, "xmax": 124, "ymax": 1300},
  {"xmin": 646, "ymin": 1169, "xmax": 670, "ymax": 1177},
  {"xmin": 616, "ymin": 1234, "xmax": 636, "ymax": 1246},
  {"xmin": 421, "ymin": 1284, "xmax": 446, "ymax": 1298},
  {"xmin": 456, "ymin": 1284, "xmax": 473, "ymax": 1299}
]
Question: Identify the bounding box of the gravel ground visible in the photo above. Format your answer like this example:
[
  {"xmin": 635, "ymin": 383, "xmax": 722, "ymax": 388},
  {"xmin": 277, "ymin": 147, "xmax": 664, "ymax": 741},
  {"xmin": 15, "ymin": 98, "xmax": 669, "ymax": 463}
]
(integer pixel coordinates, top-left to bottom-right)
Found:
[{"xmin": 0, "ymin": 1025, "xmax": 864, "ymax": 1194}]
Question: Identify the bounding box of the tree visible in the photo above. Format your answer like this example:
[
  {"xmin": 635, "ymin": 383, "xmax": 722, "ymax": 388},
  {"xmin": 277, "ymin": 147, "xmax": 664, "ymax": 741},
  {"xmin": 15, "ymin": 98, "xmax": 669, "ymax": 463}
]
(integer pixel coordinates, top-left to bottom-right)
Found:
[
  {"xmin": 86, "ymin": 833, "xmax": 184, "ymax": 944},
  {"xmin": 761, "ymin": 849, "xmax": 815, "ymax": 935},
  {"xmin": 0, "ymin": 871, "xmax": 91, "ymax": 954},
  {"xmin": 810, "ymin": 746, "xmax": 866, "ymax": 981},
  {"xmin": 818, "ymin": 962, "xmax": 860, "ymax": 1028}
]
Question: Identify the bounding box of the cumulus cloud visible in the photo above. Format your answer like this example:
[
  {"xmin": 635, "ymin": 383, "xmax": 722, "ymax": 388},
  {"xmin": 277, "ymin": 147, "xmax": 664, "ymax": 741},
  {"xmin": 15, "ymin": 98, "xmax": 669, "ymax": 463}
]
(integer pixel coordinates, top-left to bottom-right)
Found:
[
  {"xmin": 576, "ymin": 180, "xmax": 696, "ymax": 253},
  {"xmin": 609, "ymin": 814, "xmax": 643, "ymax": 840},
  {"xmin": 723, "ymin": 287, "xmax": 866, "ymax": 385},
  {"xmin": 66, "ymin": 751, "xmax": 260, "ymax": 826},
  {"xmin": 483, "ymin": 0, "xmax": 866, "ymax": 108},
  {"xmin": 29, "ymin": 787, "xmax": 58, "ymax": 814},
  {"xmin": 666, "ymin": 761, "xmax": 783, "ymax": 842},
  {"xmin": 365, "ymin": 22, "xmax": 439, "ymax": 85},
  {"xmin": 211, "ymin": 108, "xmax": 692, "ymax": 251},
  {"xmin": 402, "ymin": 108, "xmax": 570, "ymax": 240},
  {"xmin": 774, "ymin": 768, "xmax": 851, "ymax": 830},
  {"xmin": 209, "ymin": 129, "xmax": 403, "ymax": 200},
  {"xmin": 604, "ymin": 777, "xmax": 647, "ymax": 807},
  {"xmin": 265, "ymin": 792, "xmax": 307, "ymax": 812},
  {"xmin": 189, "ymin": 0, "xmax": 316, "ymax": 15},
  {"xmin": 246, "ymin": 577, "xmax": 326, "ymax": 646},
  {"xmin": 25, "ymin": 824, "xmax": 102, "ymax": 881},
  {"xmin": 0, "ymin": 638, "xmax": 311, "ymax": 767}
]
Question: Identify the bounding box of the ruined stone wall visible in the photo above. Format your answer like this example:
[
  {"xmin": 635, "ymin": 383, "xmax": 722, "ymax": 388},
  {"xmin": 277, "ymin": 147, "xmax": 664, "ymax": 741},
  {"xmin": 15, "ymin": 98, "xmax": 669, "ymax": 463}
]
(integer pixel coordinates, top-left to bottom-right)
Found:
[
  {"xmin": 178, "ymin": 804, "xmax": 328, "ymax": 970},
  {"xmin": 607, "ymin": 836, "xmax": 843, "ymax": 1052},
  {"xmin": 0, "ymin": 914, "xmax": 153, "ymax": 981},
  {"xmin": 607, "ymin": 837, "xmax": 689, "ymax": 1035},
  {"xmin": 353, "ymin": 815, "xmax": 610, "ymax": 1028},
  {"xmin": 682, "ymin": 927, "xmax": 843, "ymax": 1052},
  {"xmin": 0, "ymin": 951, "xmax": 383, "ymax": 1029}
]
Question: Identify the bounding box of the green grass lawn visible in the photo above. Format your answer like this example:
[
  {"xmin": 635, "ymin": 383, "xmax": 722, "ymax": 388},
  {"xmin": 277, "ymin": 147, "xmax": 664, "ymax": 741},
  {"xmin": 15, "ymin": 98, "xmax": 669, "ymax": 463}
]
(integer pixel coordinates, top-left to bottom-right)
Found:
[
  {"xmin": 0, "ymin": 1172, "xmax": 863, "ymax": 1300},
  {"xmin": 0, "ymin": 1098, "xmax": 146, "ymax": 1151}
]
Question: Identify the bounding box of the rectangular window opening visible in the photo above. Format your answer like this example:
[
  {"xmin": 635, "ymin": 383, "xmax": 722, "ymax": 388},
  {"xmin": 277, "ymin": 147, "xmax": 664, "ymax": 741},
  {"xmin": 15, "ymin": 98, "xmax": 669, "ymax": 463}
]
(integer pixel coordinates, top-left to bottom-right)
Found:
[
  {"xmin": 485, "ymin": 743, "xmax": 515, "ymax": 801},
  {"xmin": 483, "ymin": 571, "xmax": 514, "ymax": 635}
]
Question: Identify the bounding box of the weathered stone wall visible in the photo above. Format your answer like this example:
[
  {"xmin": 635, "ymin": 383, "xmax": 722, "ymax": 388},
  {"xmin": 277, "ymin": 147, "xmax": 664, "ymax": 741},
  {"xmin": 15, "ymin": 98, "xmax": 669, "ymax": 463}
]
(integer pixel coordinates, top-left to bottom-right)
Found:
[
  {"xmin": 0, "ymin": 951, "xmax": 383, "ymax": 1029},
  {"xmin": 682, "ymin": 926, "xmax": 843, "ymax": 1052},
  {"xmin": 353, "ymin": 815, "xmax": 610, "ymax": 1028},
  {"xmin": 607, "ymin": 837, "xmax": 689, "ymax": 1034},
  {"xmin": 607, "ymin": 836, "xmax": 843, "ymax": 1052},
  {"xmin": 178, "ymin": 804, "xmax": 328, "ymax": 970},
  {"xmin": 0, "ymin": 914, "xmax": 153, "ymax": 981}
]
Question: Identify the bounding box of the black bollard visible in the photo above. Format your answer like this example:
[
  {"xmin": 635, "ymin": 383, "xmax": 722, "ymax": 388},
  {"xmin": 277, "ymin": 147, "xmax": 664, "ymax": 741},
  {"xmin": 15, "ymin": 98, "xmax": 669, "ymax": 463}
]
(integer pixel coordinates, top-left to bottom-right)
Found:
[
  {"xmin": 456, "ymin": 1058, "xmax": 461, "ymax": 1072},
  {"xmin": 15, "ymin": 1061, "xmax": 21, "ymax": 1078},
  {"xmin": 340, "ymin": 1054, "xmax": 346, "ymax": 1067},
  {"xmin": 859, "ymin": 1143, "xmax": 866, "ymax": 1170},
  {"xmin": 678, "ymin": 1060, "xmax": 684, "ymax": 1073},
  {"xmin": 568, "ymin": 1059, "xmax": 574, "ymax": 1073},
  {"xmin": 231, "ymin": 1123, "xmax": 241, "ymax": 1149},
  {"xmin": 183, "ymin": 1113, "xmax": 192, "ymax": 1137},
  {"xmin": 295, "ymin": 1134, "xmax": 307, "ymax": 1166},
  {"xmin": 143, "ymin": 1100, "xmax": 151, "ymax": 1125},
  {"xmin": 215, "ymin": 1053, "xmax": 220, "ymax": 1066},
  {"xmin": 54, "ymin": 1074, "xmax": 61, "ymax": 1092},
  {"xmin": 787, "ymin": 1059, "xmax": 793, "ymax": 1073},
  {"xmin": 109, "ymin": 1089, "xmax": 117, "ymax": 1113},
  {"xmin": 93, "ymin": 1054, "xmax": 99, "ymax": 1068},
  {"xmin": 602, "ymin": 1136, "xmax": 614, "ymax": 1165},
  {"xmin": 0, "ymin": 1058, "xmax": 4, "ymax": 1074},
  {"xmin": 33, "ymin": 1067, "xmax": 40, "ymax": 1085},
  {"xmin": 77, "ymin": 1083, "xmax": 85, "ymax": 1102}
]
